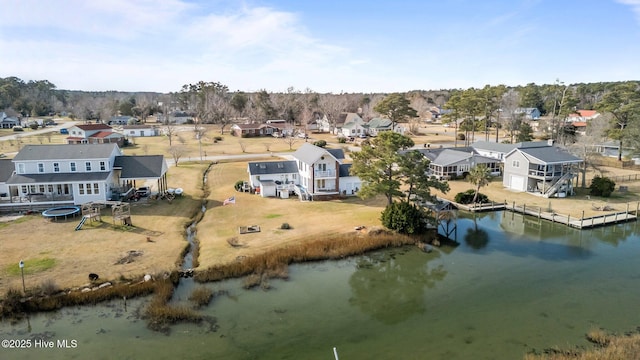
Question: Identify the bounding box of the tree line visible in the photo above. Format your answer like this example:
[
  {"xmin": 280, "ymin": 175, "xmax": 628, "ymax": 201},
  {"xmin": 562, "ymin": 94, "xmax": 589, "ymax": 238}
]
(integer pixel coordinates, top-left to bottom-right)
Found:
[{"xmin": 2, "ymin": 76, "xmax": 639, "ymax": 158}]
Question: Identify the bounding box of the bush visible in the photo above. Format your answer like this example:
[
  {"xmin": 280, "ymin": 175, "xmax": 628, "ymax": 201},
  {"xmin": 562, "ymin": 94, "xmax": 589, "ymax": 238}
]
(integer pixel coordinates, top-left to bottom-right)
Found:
[
  {"xmin": 590, "ymin": 176, "xmax": 616, "ymax": 197},
  {"xmin": 338, "ymin": 137, "xmax": 346, "ymax": 143},
  {"xmin": 380, "ymin": 201, "xmax": 427, "ymax": 235},
  {"xmin": 454, "ymin": 189, "xmax": 489, "ymax": 204},
  {"xmin": 313, "ymin": 140, "xmax": 327, "ymax": 148},
  {"xmin": 457, "ymin": 133, "xmax": 465, "ymax": 141},
  {"xmin": 29, "ymin": 123, "xmax": 39, "ymax": 130},
  {"xmin": 234, "ymin": 180, "xmax": 245, "ymax": 192},
  {"xmin": 214, "ymin": 136, "xmax": 223, "ymax": 141},
  {"xmin": 280, "ymin": 223, "xmax": 291, "ymax": 230}
]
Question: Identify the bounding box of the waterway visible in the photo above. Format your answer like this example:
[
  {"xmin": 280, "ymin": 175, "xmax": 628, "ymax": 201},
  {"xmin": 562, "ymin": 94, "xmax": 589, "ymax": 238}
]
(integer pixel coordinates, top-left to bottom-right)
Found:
[{"xmin": 2, "ymin": 211, "xmax": 640, "ymax": 359}]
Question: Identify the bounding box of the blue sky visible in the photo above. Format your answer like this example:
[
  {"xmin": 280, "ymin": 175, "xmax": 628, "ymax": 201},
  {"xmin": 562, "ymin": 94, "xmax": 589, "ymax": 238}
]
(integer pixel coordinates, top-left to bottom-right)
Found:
[{"xmin": 1, "ymin": 0, "xmax": 639, "ymax": 93}]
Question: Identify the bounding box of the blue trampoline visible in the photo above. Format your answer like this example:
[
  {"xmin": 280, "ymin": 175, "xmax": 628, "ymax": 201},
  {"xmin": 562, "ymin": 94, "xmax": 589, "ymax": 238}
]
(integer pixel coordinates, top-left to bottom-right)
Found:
[{"xmin": 42, "ymin": 206, "xmax": 80, "ymax": 220}]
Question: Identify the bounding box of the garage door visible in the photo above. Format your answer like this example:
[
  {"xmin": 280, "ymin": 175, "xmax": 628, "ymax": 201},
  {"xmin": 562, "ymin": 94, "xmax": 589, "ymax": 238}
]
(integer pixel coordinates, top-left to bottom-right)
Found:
[{"xmin": 510, "ymin": 175, "xmax": 524, "ymax": 191}]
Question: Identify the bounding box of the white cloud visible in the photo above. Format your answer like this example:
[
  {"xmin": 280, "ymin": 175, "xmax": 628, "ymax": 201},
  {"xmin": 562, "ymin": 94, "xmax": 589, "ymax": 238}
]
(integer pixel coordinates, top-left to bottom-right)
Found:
[{"xmin": 617, "ymin": 0, "xmax": 640, "ymax": 23}]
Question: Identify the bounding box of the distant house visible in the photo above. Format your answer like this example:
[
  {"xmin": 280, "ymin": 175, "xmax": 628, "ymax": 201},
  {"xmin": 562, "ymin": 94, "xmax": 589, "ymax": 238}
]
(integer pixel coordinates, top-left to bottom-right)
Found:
[
  {"xmin": 471, "ymin": 140, "xmax": 554, "ymax": 161},
  {"xmin": 66, "ymin": 124, "xmax": 125, "ymax": 146},
  {"xmin": 502, "ymin": 141, "xmax": 582, "ymax": 197},
  {"xmin": 416, "ymin": 148, "xmax": 501, "ymax": 180},
  {"xmin": 333, "ymin": 113, "xmax": 362, "ymax": 135},
  {"xmin": 157, "ymin": 111, "xmax": 194, "ymax": 124},
  {"xmin": 108, "ymin": 116, "xmax": 138, "ymax": 125},
  {"xmin": 513, "ymin": 108, "xmax": 541, "ymax": 120},
  {"xmin": 231, "ymin": 123, "xmax": 265, "ymax": 137},
  {"xmin": 0, "ymin": 111, "xmax": 20, "ymax": 129},
  {"xmin": 122, "ymin": 125, "xmax": 158, "ymax": 137},
  {"xmin": 305, "ymin": 113, "xmax": 331, "ymax": 133},
  {"xmin": 567, "ymin": 110, "xmax": 600, "ymax": 122},
  {"xmin": 366, "ymin": 117, "xmax": 393, "ymax": 136},
  {"xmin": 339, "ymin": 114, "xmax": 366, "ymax": 138},
  {"xmin": 247, "ymin": 143, "xmax": 361, "ymax": 200}
]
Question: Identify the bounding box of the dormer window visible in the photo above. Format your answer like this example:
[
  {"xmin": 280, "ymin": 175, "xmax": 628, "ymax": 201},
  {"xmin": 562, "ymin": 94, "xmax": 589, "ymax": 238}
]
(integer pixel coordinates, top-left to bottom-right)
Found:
[{"xmin": 38, "ymin": 163, "xmax": 44, "ymax": 173}]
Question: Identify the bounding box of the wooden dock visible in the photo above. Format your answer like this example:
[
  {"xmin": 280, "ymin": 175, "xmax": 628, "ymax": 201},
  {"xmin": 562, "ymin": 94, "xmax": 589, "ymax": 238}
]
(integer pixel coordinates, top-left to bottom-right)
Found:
[
  {"xmin": 506, "ymin": 203, "xmax": 637, "ymax": 229},
  {"xmin": 441, "ymin": 198, "xmax": 637, "ymax": 229}
]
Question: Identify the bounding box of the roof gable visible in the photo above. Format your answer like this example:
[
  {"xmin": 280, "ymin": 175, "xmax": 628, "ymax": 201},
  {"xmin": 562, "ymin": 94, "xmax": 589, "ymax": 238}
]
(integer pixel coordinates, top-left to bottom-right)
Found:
[{"xmin": 293, "ymin": 143, "xmax": 338, "ymax": 164}]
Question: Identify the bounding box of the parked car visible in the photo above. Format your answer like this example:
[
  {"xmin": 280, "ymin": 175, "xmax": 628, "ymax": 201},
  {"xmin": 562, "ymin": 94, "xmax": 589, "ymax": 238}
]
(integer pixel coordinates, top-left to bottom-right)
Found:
[
  {"xmin": 13, "ymin": 126, "xmax": 23, "ymax": 132},
  {"xmin": 358, "ymin": 133, "xmax": 367, "ymax": 139},
  {"xmin": 60, "ymin": 128, "xmax": 69, "ymax": 134},
  {"xmin": 135, "ymin": 187, "xmax": 150, "ymax": 197}
]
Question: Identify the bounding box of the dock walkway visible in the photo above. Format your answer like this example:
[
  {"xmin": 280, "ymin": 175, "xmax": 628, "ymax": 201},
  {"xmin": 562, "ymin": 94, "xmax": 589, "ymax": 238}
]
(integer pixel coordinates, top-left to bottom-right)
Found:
[{"xmin": 443, "ymin": 199, "xmax": 637, "ymax": 229}]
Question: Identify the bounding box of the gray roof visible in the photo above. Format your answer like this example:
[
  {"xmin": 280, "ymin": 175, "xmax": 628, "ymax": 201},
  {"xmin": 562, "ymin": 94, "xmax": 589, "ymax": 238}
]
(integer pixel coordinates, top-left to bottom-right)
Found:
[
  {"xmin": 0, "ymin": 159, "xmax": 14, "ymax": 182},
  {"xmin": 339, "ymin": 163, "xmax": 353, "ymax": 177},
  {"xmin": 13, "ymin": 144, "xmax": 119, "ymax": 161},
  {"xmin": 517, "ymin": 146, "xmax": 583, "ymax": 164},
  {"xmin": 414, "ymin": 148, "xmax": 497, "ymax": 167},
  {"xmin": 7, "ymin": 172, "xmax": 111, "ymax": 185},
  {"xmin": 113, "ymin": 155, "xmax": 167, "ymax": 179},
  {"xmin": 247, "ymin": 160, "xmax": 298, "ymax": 175},
  {"xmin": 472, "ymin": 140, "xmax": 550, "ymax": 153},
  {"xmin": 293, "ymin": 143, "xmax": 340, "ymax": 164},
  {"xmin": 326, "ymin": 148, "xmax": 345, "ymax": 160}
]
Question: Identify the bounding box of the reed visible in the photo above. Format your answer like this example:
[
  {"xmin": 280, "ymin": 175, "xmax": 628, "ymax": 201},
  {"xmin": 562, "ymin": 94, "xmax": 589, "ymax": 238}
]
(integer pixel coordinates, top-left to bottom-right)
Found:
[
  {"xmin": 144, "ymin": 278, "xmax": 202, "ymax": 332},
  {"xmin": 188, "ymin": 287, "xmax": 213, "ymax": 307},
  {"xmin": 195, "ymin": 229, "xmax": 425, "ymax": 283}
]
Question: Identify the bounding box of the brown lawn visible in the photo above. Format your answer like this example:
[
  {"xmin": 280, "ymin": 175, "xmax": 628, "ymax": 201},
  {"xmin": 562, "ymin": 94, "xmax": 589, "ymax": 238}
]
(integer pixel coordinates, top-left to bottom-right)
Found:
[{"xmin": 2, "ymin": 122, "xmax": 640, "ymax": 295}]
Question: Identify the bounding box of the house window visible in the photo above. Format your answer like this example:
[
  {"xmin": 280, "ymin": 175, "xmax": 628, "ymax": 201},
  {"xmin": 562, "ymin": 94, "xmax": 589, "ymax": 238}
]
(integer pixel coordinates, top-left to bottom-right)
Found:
[
  {"xmin": 70, "ymin": 162, "xmax": 77, "ymax": 172},
  {"xmin": 512, "ymin": 160, "xmax": 520, "ymax": 168},
  {"xmin": 21, "ymin": 185, "xmax": 27, "ymax": 194},
  {"xmin": 100, "ymin": 161, "xmax": 106, "ymax": 171},
  {"xmin": 38, "ymin": 163, "xmax": 44, "ymax": 173},
  {"xmin": 86, "ymin": 183, "xmax": 92, "ymax": 194},
  {"xmin": 29, "ymin": 185, "xmax": 36, "ymax": 193},
  {"xmin": 93, "ymin": 183, "xmax": 100, "ymax": 194},
  {"xmin": 17, "ymin": 163, "xmax": 25, "ymax": 174},
  {"xmin": 319, "ymin": 179, "xmax": 325, "ymax": 188},
  {"xmin": 48, "ymin": 185, "xmax": 53, "ymax": 192},
  {"xmin": 85, "ymin": 162, "xmax": 91, "ymax": 171},
  {"xmin": 79, "ymin": 184, "xmax": 84, "ymax": 195},
  {"xmin": 39, "ymin": 185, "xmax": 45, "ymax": 193},
  {"xmin": 53, "ymin": 162, "xmax": 60, "ymax": 172}
]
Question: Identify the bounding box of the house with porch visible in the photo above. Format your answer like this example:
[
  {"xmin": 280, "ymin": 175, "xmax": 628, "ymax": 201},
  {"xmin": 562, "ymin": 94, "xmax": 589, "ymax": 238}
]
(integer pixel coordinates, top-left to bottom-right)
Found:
[
  {"xmin": 247, "ymin": 143, "xmax": 361, "ymax": 200},
  {"xmin": 366, "ymin": 117, "xmax": 393, "ymax": 136},
  {"xmin": 0, "ymin": 111, "xmax": 20, "ymax": 129},
  {"xmin": 65, "ymin": 124, "xmax": 125, "ymax": 146},
  {"xmin": 338, "ymin": 114, "xmax": 366, "ymax": 138},
  {"xmin": 0, "ymin": 143, "xmax": 168, "ymax": 209},
  {"xmin": 502, "ymin": 142, "xmax": 583, "ymax": 197},
  {"xmin": 416, "ymin": 148, "xmax": 502, "ymax": 180}
]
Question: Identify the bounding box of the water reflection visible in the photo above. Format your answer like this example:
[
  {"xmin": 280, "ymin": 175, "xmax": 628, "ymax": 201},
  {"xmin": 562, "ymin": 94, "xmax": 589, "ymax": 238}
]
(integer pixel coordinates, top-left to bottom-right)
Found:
[{"xmin": 348, "ymin": 248, "xmax": 447, "ymax": 325}]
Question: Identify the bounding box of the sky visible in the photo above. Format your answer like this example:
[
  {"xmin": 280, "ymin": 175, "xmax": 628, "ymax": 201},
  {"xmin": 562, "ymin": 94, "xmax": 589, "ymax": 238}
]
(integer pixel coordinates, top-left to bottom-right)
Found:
[{"xmin": 1, "ymin": 0, "xmax": 639, "ymax": 93}]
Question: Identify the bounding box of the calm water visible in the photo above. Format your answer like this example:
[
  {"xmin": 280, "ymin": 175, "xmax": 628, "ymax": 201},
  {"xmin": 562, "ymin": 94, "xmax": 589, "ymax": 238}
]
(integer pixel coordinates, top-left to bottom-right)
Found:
[{"xmin": 2, "ymin": 211, "xmax": 640, "ymax": 360}]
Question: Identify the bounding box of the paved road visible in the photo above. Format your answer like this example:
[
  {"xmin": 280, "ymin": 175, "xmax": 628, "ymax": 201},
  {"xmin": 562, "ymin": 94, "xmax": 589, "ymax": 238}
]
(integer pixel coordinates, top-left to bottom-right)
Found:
[{"xmin": 0, "ymin": 121, "xmax": 80, "ymax": 141}]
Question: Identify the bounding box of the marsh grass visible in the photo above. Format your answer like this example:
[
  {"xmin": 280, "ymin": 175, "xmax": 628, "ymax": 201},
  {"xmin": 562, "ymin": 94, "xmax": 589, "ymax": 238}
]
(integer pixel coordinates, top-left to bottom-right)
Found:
[
  {"xmin": 1, "ymin": 279, "xmax": 157, "ymax": 320},
  {"xmin": 144, "ymin": 277, "xmax": 202, "ymax": 332},
  {"xmin": 188, "ymin": 287, "xmax": 213, "ymax": 308},
  {"xmin": 524, "ymin": 329, "xmax": 640, "ymax": 360},
  {"xmin": 196, "ymin": 229, "xmax": 423, "ymax": 283}
]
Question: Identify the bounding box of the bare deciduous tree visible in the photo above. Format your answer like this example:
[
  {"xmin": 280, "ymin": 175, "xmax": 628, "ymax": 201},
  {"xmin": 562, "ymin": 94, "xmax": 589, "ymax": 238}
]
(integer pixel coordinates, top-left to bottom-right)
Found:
[{"xmin": 168, "ymin": 145, "xmax": 187, "ymax": 167}]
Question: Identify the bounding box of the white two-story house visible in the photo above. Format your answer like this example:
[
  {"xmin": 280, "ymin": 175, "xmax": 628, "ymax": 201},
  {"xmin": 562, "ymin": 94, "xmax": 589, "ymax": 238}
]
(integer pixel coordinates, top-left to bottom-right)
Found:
[
  {"xmin": 1, "ymin": 143, "xmax": 168, "ymax": 207},
  {"xmin": 247, "ymin": 143, "xmax": 361, "ymax": 200}
]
